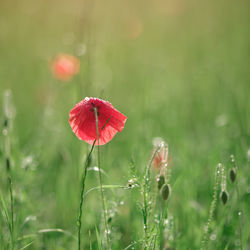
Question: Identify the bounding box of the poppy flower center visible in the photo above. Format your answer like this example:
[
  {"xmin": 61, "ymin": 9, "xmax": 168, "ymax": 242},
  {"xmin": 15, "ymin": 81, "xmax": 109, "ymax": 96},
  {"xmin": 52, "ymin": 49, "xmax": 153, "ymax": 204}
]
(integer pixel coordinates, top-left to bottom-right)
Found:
[{"xmin": 90, "ymin": 102, "xmax": 99, "ymax": 115}]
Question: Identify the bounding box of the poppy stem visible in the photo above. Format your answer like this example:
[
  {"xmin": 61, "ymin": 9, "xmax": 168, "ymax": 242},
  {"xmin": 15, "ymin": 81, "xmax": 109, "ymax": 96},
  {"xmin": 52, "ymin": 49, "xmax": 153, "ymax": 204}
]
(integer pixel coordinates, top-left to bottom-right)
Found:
[
  {"xmin": 77, "ymin": 140, "xmax": 96, "ymax": 250},
  {"xmin": 94, "ymin": 108, "xmax": 111, "ymax": 249}
]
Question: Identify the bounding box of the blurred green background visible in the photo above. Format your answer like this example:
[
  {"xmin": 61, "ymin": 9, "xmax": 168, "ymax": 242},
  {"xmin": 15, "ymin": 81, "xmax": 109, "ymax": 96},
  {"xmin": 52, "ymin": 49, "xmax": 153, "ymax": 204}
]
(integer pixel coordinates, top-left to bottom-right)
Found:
[{"xmin": 0, "ymin": 0, "xmax": 249, "ymax": 249}]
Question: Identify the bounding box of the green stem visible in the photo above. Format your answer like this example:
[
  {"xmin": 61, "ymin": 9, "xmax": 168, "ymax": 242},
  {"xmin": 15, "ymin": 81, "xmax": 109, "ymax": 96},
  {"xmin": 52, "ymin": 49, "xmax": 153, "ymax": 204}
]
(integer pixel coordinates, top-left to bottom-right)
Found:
[
  {"xmin": 8, "ymin": 176, "xmax": 14, "ymax": 250},
  {"xmin": 142, "ymin": 146, "xmax": 160, "ymax": 249},
  {"xmin": 77, "ymin": 141, "xmax": 96, "ymax": 250},
  {"xmin": 235, "ymin": 181, "xmax": 243, "ymax": 250},
  {"xmin": 88, "ymin": 229, "xmax": 93, "ymax": 250},
  {"xmin": 159, "ymin": 199, "xmax": 166, "ymax": 250},
  {"xmin": 201, "ymin": 163, "xmax": 221, "ymax": 249},
  {"xmin": 94, "ymin": 107, "xmax": 111, "ymax": 249}
]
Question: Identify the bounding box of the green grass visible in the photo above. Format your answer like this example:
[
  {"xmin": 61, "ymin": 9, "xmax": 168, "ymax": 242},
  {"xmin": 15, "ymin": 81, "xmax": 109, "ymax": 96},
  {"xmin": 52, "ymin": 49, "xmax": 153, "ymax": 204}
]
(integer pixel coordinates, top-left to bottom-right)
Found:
[{"xmin": 0, "ymin": 0, "xmax": 249, "ymax": 249}]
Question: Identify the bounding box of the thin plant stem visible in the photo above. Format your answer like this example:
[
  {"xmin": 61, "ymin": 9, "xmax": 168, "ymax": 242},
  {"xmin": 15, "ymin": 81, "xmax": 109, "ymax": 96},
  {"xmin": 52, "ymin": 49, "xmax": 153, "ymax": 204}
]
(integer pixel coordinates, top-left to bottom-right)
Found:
[
  {"xmin": 2, "ymin": 93, "xmax": 15, "ymax": 249},
  {"xmin": 148, "ymin": 179, "xmax": 158, "ymax": 228},
  {"xmin": 201, "ymin": 163, "xmax": 221, "ymax": 249},
  {"xmin": 9, "ymin": 177, "xmax": 14, "ymax": 250},
  {"xmin": 142, "ymin": 146, "xmax": 160, "ymax": 249},
  {"xmin": 0, "ymin": 190, "xmax": 12, "ymax": 243},
  {"xmin": 159, "ymin": 198, "xmax": 167, "ymax": 249},
  {"xmin": 231, "ymin": 157, "xmax": 243, "ymax": 250},
  {"xmin": 88, "ymin": 229, "xmax": 93, "ymax": 250},
  {"xmin": 235, "ymin": 181, "xmax": 243, "ymax": 250},
  {"xmin": 94, "ymin": 107, "xmax": 111, "ymax": 249},
  {"xmin": 77, "ymin": 140, "xmax": 96, "ymax": 250}
]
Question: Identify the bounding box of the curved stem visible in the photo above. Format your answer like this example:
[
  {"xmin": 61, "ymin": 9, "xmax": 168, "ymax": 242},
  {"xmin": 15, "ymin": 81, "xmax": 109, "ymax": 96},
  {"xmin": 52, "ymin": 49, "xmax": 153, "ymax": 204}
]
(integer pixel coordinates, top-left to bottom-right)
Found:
[
  {"xmin": 94, "ymin": 107, "xmax": 111, "ymax": 249},
  {"xmin": 77, "ymin": 141, "xmax": 96, "ymax": 250},
  {"xmin": 9, "ymin": 176, "xmax": 14, "ymax": 250}
]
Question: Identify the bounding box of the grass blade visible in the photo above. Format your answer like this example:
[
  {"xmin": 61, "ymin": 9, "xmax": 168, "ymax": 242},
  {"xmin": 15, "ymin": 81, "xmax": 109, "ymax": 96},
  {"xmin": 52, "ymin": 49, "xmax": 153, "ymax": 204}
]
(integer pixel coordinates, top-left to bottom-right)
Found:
[
  {"xmin": 95, "ymin": 226, "xmax": 102, "ymax": 250},
  {"xmin": 0, "ymin": 190, "xmax": 12, "ymax": 236},
  {"xmin": 19, "ymin": 241, "xmax": 34, "ymax": 250}
]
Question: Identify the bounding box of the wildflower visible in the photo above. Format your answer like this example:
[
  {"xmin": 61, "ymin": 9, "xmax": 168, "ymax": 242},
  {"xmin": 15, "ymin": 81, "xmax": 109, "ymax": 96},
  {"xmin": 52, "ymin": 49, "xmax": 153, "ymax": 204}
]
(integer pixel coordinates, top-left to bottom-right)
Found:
[
  {"xmin": 152, "ymin": 141, "xmax": 168, "ymax": 171},
  {"xmin": 69, "ymin": 97, "xmax": 127, "ymax": 145},
  {"xmin": 127, "ymin": 178, "xmax": 138, "ymax": 189},
  {"xmin": 51, "ymin": 53, "xmax": 80, "ymax": 81},
  {"xmin": 124, "ymin": 17, "xmax": 143, "ymax": 40}
]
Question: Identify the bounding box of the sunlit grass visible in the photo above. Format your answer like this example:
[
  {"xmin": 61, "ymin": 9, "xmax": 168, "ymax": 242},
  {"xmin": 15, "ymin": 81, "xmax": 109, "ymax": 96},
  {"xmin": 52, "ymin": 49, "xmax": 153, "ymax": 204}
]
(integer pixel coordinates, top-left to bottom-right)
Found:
[{"xmin": 0, "ymin": 0, "xmax": 249, "ymax": 249}]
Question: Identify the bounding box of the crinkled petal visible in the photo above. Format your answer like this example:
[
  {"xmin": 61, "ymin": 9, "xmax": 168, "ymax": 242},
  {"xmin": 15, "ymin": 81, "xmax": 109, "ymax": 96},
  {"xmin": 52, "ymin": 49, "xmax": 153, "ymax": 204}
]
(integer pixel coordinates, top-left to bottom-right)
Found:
[
  {"xmin": 69, "ymin": 97, "xmax": 127, "ymax": 145},
  {"xmin": 98, "ymin": 101, "xmax": 127, "ymax": 132}
]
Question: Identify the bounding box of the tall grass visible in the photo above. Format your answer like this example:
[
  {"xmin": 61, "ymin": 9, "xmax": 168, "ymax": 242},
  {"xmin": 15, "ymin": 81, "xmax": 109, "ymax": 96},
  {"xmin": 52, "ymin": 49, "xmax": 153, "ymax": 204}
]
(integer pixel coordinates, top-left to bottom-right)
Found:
[
  {"xmin": 201, "ymin": 163, "xmax": 221, "ymax": 249},
  {"xmin": 0, "ymin": 0, "xmax": 249, "ymax": 249}
]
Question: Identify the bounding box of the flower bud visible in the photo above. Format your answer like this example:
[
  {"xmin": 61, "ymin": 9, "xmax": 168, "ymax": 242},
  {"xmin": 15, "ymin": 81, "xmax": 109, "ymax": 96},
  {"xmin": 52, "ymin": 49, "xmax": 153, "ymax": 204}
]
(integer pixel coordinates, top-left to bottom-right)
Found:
[
  {"xmin": 161, "ymin": 184, "xmax": 171, "ymax": 201},
  {"xmin": 3, "ymin": 119, "xmax": 8, "ymax": 128},
  {"xmin": 156, "ymin": 175, "xmax": 165, "ymax": 190},
  {"xmin": 229, "ymin": 168, "xmax": 236, "ymax": 183},
  {"xmin": 127, "ymin": 178, "xmax": 138, "ymax": 189},
  {"xmin": 6, "ymin": 158, "xmax": 10, "ymax": 172},
  {"xmin": 108, "ymin": 217, "xmax": 112, "ymax": 224},
  {"xmin": 220, "ymin": 190, "xmax": 229, "ymax": 205}
]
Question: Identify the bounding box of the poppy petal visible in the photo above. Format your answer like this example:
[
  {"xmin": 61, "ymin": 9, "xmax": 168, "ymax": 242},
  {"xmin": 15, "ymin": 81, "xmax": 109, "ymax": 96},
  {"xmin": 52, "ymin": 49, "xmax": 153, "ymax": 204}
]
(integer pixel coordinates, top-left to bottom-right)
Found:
[{"xmin": 69, "ymin": 97, "xmax": 127, "ymax": 145}]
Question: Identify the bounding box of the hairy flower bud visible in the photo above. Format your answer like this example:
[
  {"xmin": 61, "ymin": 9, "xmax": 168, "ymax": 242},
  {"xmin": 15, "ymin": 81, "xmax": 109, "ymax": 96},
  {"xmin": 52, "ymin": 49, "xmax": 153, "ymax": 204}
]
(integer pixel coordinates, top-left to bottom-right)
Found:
[
  {"xmin": 161, "ymin": 184, "xmax": 171, "ymax": 201},
  {"xmin": 6, "ymin": 158, "xmax": 10, "ymax": 172},
  {"xmin": 3, "ymin": 119, "xmax": 8, "ymax": 128},
  {"xmin": 157, "ymin": 175, "xmax": 165, "ymax": 190},
  {"xmin": 229, "ymin": 168, "xmax": 236, "ymax": 183},
  {"xmin": 220, "ymin": 190, "xmax": 229, "ymax": 205}
]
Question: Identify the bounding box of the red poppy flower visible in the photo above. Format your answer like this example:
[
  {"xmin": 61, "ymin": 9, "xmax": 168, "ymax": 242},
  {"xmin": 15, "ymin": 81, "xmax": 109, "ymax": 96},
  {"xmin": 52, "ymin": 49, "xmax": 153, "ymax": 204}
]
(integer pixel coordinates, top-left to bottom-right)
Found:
[
  {"xmin": 69, "ymin": 97, "xmax": 127, "ymax": 145},
  {"xmin": 51, "ymin": 53, "xmax": 80, "ymax": 81}
]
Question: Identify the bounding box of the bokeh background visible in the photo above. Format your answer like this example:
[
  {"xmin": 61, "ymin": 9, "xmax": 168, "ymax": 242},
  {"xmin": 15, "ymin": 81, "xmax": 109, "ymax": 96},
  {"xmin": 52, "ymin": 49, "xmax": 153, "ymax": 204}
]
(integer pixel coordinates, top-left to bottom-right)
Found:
[{"xmin": 0, "ymin": 0, "xmax": 249, "ymax": 249}]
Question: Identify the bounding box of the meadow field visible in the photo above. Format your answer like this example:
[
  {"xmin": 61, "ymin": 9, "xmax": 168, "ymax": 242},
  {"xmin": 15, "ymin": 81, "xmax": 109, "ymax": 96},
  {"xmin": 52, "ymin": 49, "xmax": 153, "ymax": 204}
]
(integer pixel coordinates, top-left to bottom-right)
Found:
[{"xmin": 0, "ymin": 0, "xmax": 249, "ymax": 249}]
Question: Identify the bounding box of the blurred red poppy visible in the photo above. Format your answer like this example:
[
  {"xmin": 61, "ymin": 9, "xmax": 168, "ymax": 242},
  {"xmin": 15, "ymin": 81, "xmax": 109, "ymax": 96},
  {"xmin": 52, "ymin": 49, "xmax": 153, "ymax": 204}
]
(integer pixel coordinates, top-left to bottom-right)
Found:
[
  {"xmin": 124, "ymin": 17, "xmax": 143, "ymax": 40},
  {"xmin": 51, "ymin": 53, "xmax": 80, "ymax": 81},
  {"xmin": 69, "ymin": 97, "xmax": 127, "ymax": 145}
]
